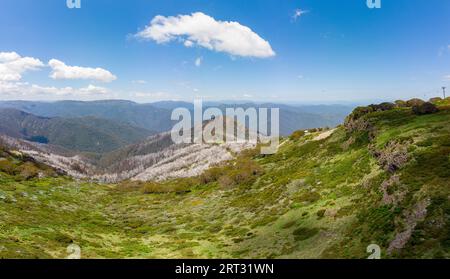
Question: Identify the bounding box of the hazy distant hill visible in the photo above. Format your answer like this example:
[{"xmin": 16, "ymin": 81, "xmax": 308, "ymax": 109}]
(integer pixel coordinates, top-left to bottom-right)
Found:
[
  {"xmin": 0, "ymin": 100, "xmax": 353, "ymax": 135},
  {"xmin": 0, "ymin": 100, "xmax": 175, "ymax": 133},
  {"xmin": 0, "ymin": 108, "xmax": 154, "ymax": 153}
]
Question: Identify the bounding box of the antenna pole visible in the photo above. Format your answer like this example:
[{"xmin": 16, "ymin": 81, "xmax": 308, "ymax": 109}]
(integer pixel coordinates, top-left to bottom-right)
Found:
[{"xmin": 442, "ymin": 87, "xmax": 446, "ymax": 99}]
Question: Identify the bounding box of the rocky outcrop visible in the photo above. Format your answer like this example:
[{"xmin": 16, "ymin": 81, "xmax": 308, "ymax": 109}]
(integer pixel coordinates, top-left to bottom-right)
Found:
[
  {"xmin": 388, "ymin": 199, "xmax": 430, "ymax": 255},
  {"xmin": 372, "ymin": 141, "xmax": 409, "ymax": 173}
]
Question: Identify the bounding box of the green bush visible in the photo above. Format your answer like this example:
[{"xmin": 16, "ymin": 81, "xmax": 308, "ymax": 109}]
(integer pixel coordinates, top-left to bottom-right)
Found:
[
  {"xmin": 346, "ymin": 106, "xmax": 373, "ymax": 122},
  {"xmin": 369, "ymin": 102, "xmax": 395, "ymax": 112},
  {"xmin": 218, "ymin": 159, "xmax": 263, "ymax": 188},
  {"xmin": 412, "ymin": 102, "xmax": 439, "ymax": 115},
  {"xmin": 406, "ymin": 98, "xmax": 425, "ymax": 107},
  {"xmin": 199, "ymin": 166, "xmax": 224, "ymax": 184},
  {"xmin": 140, "ymin": 181, "xmax": 191, "ymax": 194},
  {"xmin": 18, "ymin": 162, "xmax": 41, "ymax": 180},
  {"xmin": 0, "ymin": 159, "xmax": 17, "ymax": 175},
  {"xmin": 429, "ymin": 97, "xmax": 442, "ymax": 104},
  {"xmin": 395, "ymin": 100, "xmax": 408, "ymax": 108},
  {"xmin": 290, "ymin": 130, "xmax": 306, "ymax": 140}
]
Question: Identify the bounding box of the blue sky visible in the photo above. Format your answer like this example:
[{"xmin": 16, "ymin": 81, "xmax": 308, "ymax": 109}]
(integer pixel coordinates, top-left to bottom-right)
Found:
[{"xmin": 0, "ymin": 0, "xmax": 449, "ymax": 103}]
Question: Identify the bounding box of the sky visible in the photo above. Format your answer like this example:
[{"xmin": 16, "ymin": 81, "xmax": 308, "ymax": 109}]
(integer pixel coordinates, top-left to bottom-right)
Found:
[{"xmin": 0, "ymin": 0, "xmax": 449, "ymax": 103}]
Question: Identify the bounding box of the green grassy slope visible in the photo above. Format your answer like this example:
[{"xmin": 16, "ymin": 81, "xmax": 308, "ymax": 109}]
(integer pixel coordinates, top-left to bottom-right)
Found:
[{"xmin": 0, "ymin": 100, "xmax": 449, "ymax": 258}]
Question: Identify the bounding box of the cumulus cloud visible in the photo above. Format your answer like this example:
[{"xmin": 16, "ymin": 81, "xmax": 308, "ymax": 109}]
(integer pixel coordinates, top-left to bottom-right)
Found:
[
  {"xmin": 78, "ymin": 84, "xmax": 109, "ymax": 95},
  {"xmin": 0, "ymin": 81, "xmax": 109, "ymax": 98},
  {"xmin": 135, "ymin": 12, "xmax": 275, "ymax": 58},
  {"xmin": 48, "ymin": 59, "xmax": 117, "ymax": 82},
  {"xmin": 0, "ymin": 51, "xmax": 45, "ymax": 81},
  {"xmin": 0, "ymin": 51, "xmax": 113, "ymax": 100}
]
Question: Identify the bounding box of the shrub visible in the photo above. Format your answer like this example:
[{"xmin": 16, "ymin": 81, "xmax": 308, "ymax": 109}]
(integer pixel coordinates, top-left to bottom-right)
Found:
[
  {"xmin": 369, "ymin": 102, "xmax": 395, "ymax": 112},
  {"xmin": 140, "ymin": 182, "xmax": 166, "ymax": 194},
  {"xmin": 290, "ymin": 130, "xmax": 306, "ymax": 140},
  {"xmin": 218, "ymin": 175, "xmax": 235, "ymax": 188},
  {"xmin": 221, "ymin": 159, "xmax": 263, "ymax": 188},
  {"xmin": 0, "ymin": 159, "xmax": 17, "ymax": 175},
  {"xmin": 118, "ymin": 178, "xmax": 195, "ymax": 194},
  {"xmin": 429, "ymin": 97, "xmax": 442, "ymax": 104},
  {"xmin": 199, "ymin": 166, "xmax": 224, "ymax": 184},
  {"xmin": 346, "ymin": 102, "xmax": 396, "ymax": 124},
  {"xmin": 406, "ymin": 98, "xmax": 425, "ymax": 107},
  {"xmin": 395, "ymin": 100, "xmax": 408, "ymax": 108},
  {"xmin": 412, "ymin": 102, "xmax": 439, "ymax": 115},
  {"xmin": 18, "ymin": 162, "xmax": 41, "ymax": 180},
  {"xmin": 345, "ymin": 106, "xmax": 373, "ymax": 125},
  {"xmin": 200, "ymin": 156, "xmax": 263, "ymax": 188},
  {"xmin": 140, "ymin": 181, "xmax": 191, "ymax": 194}
]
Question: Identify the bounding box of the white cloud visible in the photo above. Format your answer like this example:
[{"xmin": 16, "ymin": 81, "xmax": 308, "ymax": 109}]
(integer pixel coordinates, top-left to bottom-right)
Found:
[
  {"xmin": 0, "ymin": 52, "xmax": 112, "ymax": 100},
  {"xmin": 195, "ymin": 57, "xmax": 203, "ymax": 67},
  {"xmin": 444, "ymin": 75, "xmax": 450, "ymax": 81},
  {"xmin": 48, "ymin": 59, "xmax": 117, "ymax": 82},
  {"xmin": 135, "ymin": 12, "xmax": 275, "ymax": 58},
  {"xmin": 78, "ymin": 84, "xmax": 109, "ymax": 95},
  {"xmin": 0, "ymin": 81, "xmax": 109, "ymax": 98},
  {"xmin": 243, "ymin": 93, "xmax": 253, "ymax": 98},
  {"xmin": 297, "ymin": 75, "xmax": 304, "ymax": 79},
  {"xmin": 292, "ymin": 9, "xmax": 309, "ymax": 21},
  {"xmin": 0, "ymin": 51, "xmax": 45, "ymax": 81},
  {"xmin": 0, "ymin": 52, "xmax": 21, "ymax": 61}
]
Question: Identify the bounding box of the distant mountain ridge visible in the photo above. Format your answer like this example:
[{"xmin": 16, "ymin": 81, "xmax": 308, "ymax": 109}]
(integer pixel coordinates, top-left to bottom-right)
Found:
[
  {"xmin": 0, "ymin": 108, "xmax": 154, "ymax": 153},
  {"xmin": 0, "ymin": 100, "xmax": 354, "ymax": 135},
  {"xmin": 0, "ymin": 100, "xmax": 175, "ymax": 133}
]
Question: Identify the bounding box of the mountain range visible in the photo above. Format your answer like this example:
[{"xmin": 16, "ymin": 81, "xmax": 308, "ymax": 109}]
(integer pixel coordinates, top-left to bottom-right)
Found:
[
  {"xmin": 0, "ymin": 108, "xmax": 155, "ymax": 153},
  {"xmin": 0, "ymin": 100, "xmax": 354, "ymax": 136}
]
